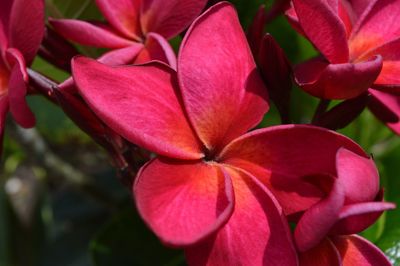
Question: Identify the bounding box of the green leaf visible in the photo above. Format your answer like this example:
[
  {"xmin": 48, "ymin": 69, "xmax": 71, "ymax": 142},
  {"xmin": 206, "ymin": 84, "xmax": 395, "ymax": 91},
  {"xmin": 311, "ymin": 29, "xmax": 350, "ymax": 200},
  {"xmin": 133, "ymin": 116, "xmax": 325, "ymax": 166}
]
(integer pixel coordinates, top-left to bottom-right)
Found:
[{"xmin": 90, "ymin": 208, "xmax": 186, "ymax": 266}]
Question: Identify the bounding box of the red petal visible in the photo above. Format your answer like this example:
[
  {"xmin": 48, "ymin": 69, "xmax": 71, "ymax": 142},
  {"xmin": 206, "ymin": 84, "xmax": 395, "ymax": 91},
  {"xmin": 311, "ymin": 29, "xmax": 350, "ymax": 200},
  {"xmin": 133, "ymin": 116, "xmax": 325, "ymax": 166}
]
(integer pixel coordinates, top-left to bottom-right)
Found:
[
  {"xmin": 134, "ymin": 158, "xmax": 234, "ymax": 246},
  {"xmin": 0, "ymin": 0, "xmax": 12, "ymax": 49},
  {"xmin": 292, "ymin": 0, "xmax": 349, "ymax": 63},
  {"xmin": 330, "ymin": 201, "xmax": 396, "ymax": 235},
  {"xmin": 134, "ymin": 32, "xmax": 177, "ymax": 70},
  {"xmin": 140, "ymin": 0, "xmax": 207, "ymax": 39},
  {"xmin": 185, "ymin": 168, "xmax": 298, "ymax": 266},
  {"xmin": 299, "ymin": 238, "xmax": 342, "ymax": 266},
  {"xmin": 295, "ymin": 56, "xmax": 382, "ymax": 99},
  {"xmin": 95, "ymin": 0, "xmax": 142, "ymax": 40},
  {"xmin": 350, "ymin": 0, "xmax": 373, "ymax": 18},
  {"xmin": 72, "ymin": 57, "xmax": 203, "ymax": 159},
  {"xmin": 98, "ymin": 43, "xmax": 144, "ymax": 66},
  {"xmin": 332, "ymin": 235, "xmax": 392, "ymax": 266},
  {"xmin": 178, "ymin": 2, "xmax": 269, "ymax": 151},
  {"xmin": 369, "ymin": 89, "xmax": 400, "ymax": 134},
  {"xmin": 6, "ymin": 48, "xmax": 35, "ymax": 128},
  {"xmin": 294, "ymin": 179, "xmax": 345, "ymax": 252},
  {"xmin": 336, "ymin": 148, "xmax": 379, "ymax": 203},
  {"xmin": 8, "ymin": 0, "xmax": 44, "ymax": 64},
  {"xmin": 49, "ymin": 19, "xmax": 134, "ymax": 48}
]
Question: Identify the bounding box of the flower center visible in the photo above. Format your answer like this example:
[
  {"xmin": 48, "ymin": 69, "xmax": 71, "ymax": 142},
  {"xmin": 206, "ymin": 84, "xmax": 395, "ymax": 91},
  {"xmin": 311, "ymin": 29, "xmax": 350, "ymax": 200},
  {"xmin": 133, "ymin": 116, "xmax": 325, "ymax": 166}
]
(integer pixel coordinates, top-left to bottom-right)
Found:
[{"xmin": 203, "ymin": 148, "xmax": 218, "ymax": 162}]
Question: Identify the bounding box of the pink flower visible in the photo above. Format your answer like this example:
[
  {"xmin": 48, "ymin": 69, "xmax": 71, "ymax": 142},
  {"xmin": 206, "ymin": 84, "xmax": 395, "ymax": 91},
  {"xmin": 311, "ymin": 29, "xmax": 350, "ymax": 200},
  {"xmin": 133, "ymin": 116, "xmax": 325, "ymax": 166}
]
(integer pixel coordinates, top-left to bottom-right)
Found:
[
  {"xmin": 290, "ymin": 148, "xmax": 395, "ymax": 265},
  {"xmin": 50, "ymin": 0, "xmax": 207, "ymax": 68},
  {"xmin": 288, "ymin": 0, "xmax": 400, "ymax": 100},
  {"xmin": 0, "ymin": 0, "xmax": 44, "ymax": 150},
  {"xmin": 71, "ymin": 2, "xmax": 381, "ymax": 264}
]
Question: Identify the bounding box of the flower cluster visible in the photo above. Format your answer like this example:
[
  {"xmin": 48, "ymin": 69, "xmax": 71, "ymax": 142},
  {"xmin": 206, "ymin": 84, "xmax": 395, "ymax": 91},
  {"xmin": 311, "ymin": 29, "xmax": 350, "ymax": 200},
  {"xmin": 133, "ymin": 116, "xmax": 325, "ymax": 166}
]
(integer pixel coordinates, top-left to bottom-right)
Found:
[{"xmin": 1, "ymin": 0, "xmax": 399, "ymax": 265}]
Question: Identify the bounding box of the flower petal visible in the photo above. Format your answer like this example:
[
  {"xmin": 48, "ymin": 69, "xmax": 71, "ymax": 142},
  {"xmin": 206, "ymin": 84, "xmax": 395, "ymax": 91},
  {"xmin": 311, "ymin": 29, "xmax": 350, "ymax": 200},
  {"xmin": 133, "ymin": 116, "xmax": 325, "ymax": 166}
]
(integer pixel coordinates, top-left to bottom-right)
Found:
[
  {"xmin": 95, "ymin": 0, "xmax": 142, "ymax": 40},
  {"xmin": 6, "ymin": 48, "xmax": 35, "ymax": 128},
  {"xmin": 332, "ymin": 235, "xmax": 392, "ymax": 266},
  {"xmin": 369, "ymin": 89, "xmax": 400, "ymax": 134},
  {"xmin": 8, "ymin": 0, "xmax": 44, "ymax": 64},
  {"xmin": 72, "ymin": 57, "xmax": 203, "ymax": 159},
  {"xmin": 134, "ymin": 32, "xmax": 177, "ymax": 70},
  {"xmin": 140, "ymin": 0, "xmax": 207, "ymax": 39},
  {"xmin": 134, "ymin": 158, "xmax": 234, "ymax": 246},
  {"xmin": 336, "ymin": 148, "xmax": 379, "ymax": 203},
  {"xmin": 292, "ymin": 0, "xmax": 349, "ymax": 63},
  {"xmin": 185, "ymin": 167, "xmax": 298, "ymax": 266},
  {"xmin": 0, "ymin": 0, "xmax": 12, "ymax": 49},
  {"xmin": 49, "ymin": 19, "xmax": 134, "ymax": 49},
  {"xmin": 178, "ymin": 2, "xmax": 269, "ymax": 151},
  {"xmin": 98, "ymin": 43, "xmax": 144, "ymax": 66},
  {"xmin": 295, "ymin": 179, "xmax": 345, "ymax": 252},
  {"xmin": 295, "ymin": 56, "xmax": 383, "ymax": 99},
  {"xmin": 299, "ymin": 238, "xmax": 342, "ymax": 266}
]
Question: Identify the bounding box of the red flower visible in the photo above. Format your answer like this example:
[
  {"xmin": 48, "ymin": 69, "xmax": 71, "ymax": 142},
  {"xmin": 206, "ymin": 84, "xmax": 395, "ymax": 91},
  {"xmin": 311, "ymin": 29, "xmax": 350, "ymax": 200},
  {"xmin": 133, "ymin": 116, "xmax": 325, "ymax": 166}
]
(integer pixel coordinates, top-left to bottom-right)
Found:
[
  {"xmin": 71, "ymin": 2, "xmax": 383, "ymax": 264},
  {"xmin": 50, "ymin": 0, "xmax": 207, "ymax": 68},
  {"xmin": 0, "ymin": 0, "xmax": 44, "ymax": 150}
]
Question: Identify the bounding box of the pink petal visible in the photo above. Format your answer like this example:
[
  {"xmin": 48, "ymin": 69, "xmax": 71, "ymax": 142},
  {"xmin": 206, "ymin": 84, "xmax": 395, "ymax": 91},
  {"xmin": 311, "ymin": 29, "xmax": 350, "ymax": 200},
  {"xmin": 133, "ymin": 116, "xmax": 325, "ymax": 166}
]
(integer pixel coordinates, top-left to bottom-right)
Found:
[
  {"xmin": 0, "ymin": 0, "xmax": 12, "ymax": 49},
  {"xmin": 8, "ymin": 0, "xmax": 44, "ymax": 64},
  {"xmin": 220, "ymin": 124, "xmax": 366, "ymax": 178},
  {"xmin": 294, "ymin": 179, "xmax": 345, "ymax": 252},
  {"xmin": 349, "ymin": 0, "xmax": 373, "ymax": 18},
  {"xmin": 178, "ymin": 2, "xmax": 269, "ymax": 151},
  {"xmin": 336, "ymin": 148, "xmax": 379, "ymax": 203},
  {"xmin": 292, "ymin": 0, "xmax": 349, "ymax": 63},
  {"xmin": 185, "ymin": 168, "xmax": 298, "ymax": 266},
  {"xmin": 369, "ymin": 89, "xmax": 400, "ymax": 134},
  {"xmin": 95, "ymin": 0, "xmax": 142, "ymax": 40},
  {"xmin": 330, "ymin": 201, "xmax": 396, "ymax": 235},
  {"xmin": 295, "ymin": 56, "xmax": 382, "ymax": 99},
  {"xmin": 140, "ymin": 0, "xmax": 207, "ymax": 39},
  {"xmin": 98, "ymin": 43, "xmax": 144, "ymax": 66},
  {"xmin": 134, "ymin": 158, "xmax": 234, "ymax": 246},
  {"xmin": 49, "ymin": 19, "xmax": 134, "ymax": 49},
  {"xmin": 72, "ymin": 57, "xmax": 203, "ymax": 159},
  {"xmin": 299, "ymin": 238, "xmax": 342, "ymax": 266},
  {"xmin": 350, "ymin": 0, "xmax": 400, "ymax": 56},
  {"xmin": 134, "ymin": 32, "xmax": 177, "ymax": 70},
  {"xmin": 247, "ymin": 5, "xmax": 267, "ymax": 56},
  {"xmin": 6, "ymin": 48, "xmax": 35, "ymax": 128},
  {"xmin": 332, "ymin": 235, "xmax": 392, "ymax": 266}
]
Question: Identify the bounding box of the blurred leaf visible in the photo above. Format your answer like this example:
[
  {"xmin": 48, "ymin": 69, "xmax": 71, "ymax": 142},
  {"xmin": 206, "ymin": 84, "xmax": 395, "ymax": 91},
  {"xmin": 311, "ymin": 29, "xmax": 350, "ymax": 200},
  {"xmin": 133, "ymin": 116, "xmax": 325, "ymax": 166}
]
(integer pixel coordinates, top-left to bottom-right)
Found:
[
  {"xmin": 90, "ymin": 208, "xmax": 186, "ymax": 266},
  {"xmin": 46, "ymin": 0, "xmax": 101, "ymax": 20}
]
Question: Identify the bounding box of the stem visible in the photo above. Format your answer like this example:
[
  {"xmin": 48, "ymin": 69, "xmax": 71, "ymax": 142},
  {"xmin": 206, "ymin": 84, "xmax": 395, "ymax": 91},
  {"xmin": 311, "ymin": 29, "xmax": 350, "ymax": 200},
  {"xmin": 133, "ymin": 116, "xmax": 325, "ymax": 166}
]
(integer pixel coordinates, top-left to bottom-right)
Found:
[
  {"xmin": 312, "ymin": 99, "xmax": 330, "ymax": 124},
  {"xmin": 27, "ymin": 69, "xmax": 58, "ymax": 104}
]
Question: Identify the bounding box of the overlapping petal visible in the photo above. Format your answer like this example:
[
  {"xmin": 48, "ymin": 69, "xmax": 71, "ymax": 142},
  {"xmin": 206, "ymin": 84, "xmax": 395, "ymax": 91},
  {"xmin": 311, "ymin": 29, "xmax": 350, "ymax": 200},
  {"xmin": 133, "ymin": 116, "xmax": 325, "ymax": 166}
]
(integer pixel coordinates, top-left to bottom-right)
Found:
[
  {"xmin": 134, "ymin": 158, "xmax": 234, "ymax": 246},
  {"xmin": 178, "ymin": 2, "xmax": 269, "ymax": 151},
  {"xmin": 140, "ymin": 0, "xmax": 207, "ymax": 39},
  {"xmin": 49, "ymin": 19, "xmax": 133, "ymax": 49},
  {"xmin": 97, "ymin": 43, "xmax": 144, "ymax": 66},
  {"xmin": 95, "ymin": 0, "xmax": 142, "ymax": 40},
  {"xmin": 369, "ymin": 89, "xmax": 400, "ymax": 134},
  {"xmin": 72, "ymin": 57, "xmax": 203, "ymax": 159},
  {"xmin": 299, "ymin": 239, "xmax": 341, "ymax": 266},
  {"xmin": 185, "ymin": 167, "xmax": 298, "ymax": 266},
  {"xmin": 332, "ymin": 235, "xmax": 392, "ymax": 266}
]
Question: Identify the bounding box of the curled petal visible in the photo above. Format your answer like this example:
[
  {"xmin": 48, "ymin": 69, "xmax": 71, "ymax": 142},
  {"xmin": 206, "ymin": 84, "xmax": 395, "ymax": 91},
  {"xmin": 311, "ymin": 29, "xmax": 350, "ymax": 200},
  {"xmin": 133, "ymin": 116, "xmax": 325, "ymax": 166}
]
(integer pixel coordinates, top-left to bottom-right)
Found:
[
  {"xmin": 369, "ymin": 89, "xmax": 400, "ymax": 135},
  {"xmin": 49, "ymin": 19, "xmax": 134, "ymax": 48},
  {"xmin": 6, "ymin": 48, "xmax": 35, "ymax": 128},
  {"xmin": 299, "ymin": 238, "xmax": 341, "ymax": 266},
  {"xmin": 95, "ymin": 0, "xmax": 142, "ymax": 40},
  {"xmin": 179, "ymin": 2, "xmax": 269, "ymax": 151},
  {"xmin": 332, "ymin": 235, "xmax": 392, "ymax": 266},
  {"xmin": 9, "ymin": 0, "xmax": 44, "ymax": 64},
  {"xmin": 134, "ymin": 32, "xmax": 177, "ymax": 70},
  {"xmin": 292, "ymin": 0, "xmax": 349, "ymax": 63},
  {"xmin": 336, "ymin": 148, "xmax": 379, "ymax": 203},
  {"xmin": 134, "ymin": 158, "xmax": 234, "ymax": 246},
  {"xmin": 72, "ymin": 57, "xmax": 203, "ymax": 159},
  {"xmin": 295, "ymin": 56, "xmax": 383, "ymax": 99},
  {"xmin": 140, "ymin": 0, "xmax": 207, "ymax": 39},
  {"xmin": 185, "ymin": 167, "xmax": 298, "ymax": 266},
  {"xmin": 98, "ymin": 43, "xmax": 144, "ymax": 66}
]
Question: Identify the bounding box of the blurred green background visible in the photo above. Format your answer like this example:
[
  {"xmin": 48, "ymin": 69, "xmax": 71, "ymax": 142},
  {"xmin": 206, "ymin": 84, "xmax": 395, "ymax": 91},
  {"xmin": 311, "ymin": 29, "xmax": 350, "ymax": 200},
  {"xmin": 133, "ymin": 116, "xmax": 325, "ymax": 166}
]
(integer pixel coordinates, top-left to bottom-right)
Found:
[{"xmin": 1, "ymin": 0, "xmax": 400, "ymax": 265}]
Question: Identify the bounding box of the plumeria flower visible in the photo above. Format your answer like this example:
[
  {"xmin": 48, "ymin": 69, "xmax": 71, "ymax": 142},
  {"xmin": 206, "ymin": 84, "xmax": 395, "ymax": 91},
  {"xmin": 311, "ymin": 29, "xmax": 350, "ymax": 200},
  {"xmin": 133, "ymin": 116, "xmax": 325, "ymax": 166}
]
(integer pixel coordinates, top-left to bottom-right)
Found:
[
  {"xmin": 287, "ymin": 0, "xmax": 400, "ymax": 100},
  {"xmin": 50, "ymin": 0, "xmax": 207, "ymax": 68},
  {"xmin": 290, "ymin": 148, "xmax": 395, "ymax": 265},
  {"xmin": 0, "ymin": 0, "xmax": 44, "ymax": 152},
  {"xmin": 71, "ymin": 2, "xmax": 381, "ymax": 265}
]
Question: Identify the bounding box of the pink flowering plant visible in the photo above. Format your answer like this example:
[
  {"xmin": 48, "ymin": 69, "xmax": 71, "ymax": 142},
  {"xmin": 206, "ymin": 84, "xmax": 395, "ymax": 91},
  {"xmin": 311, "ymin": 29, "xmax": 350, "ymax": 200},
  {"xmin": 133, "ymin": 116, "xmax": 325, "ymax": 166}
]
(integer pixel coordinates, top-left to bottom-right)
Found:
[{"xmin": 1, "ymin": 0, "xmax": 400, "ymax": 265}]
